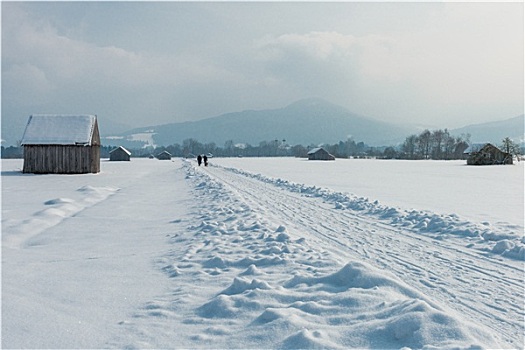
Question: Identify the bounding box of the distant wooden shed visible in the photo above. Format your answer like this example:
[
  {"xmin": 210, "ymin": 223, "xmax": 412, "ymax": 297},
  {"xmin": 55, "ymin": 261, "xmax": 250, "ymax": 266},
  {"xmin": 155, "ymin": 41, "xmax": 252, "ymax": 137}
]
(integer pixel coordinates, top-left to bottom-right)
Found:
[
  {"xmin": 156, "ymin": 151, "xmax": 172, "ymax": 160},
  {"xmin": 464, "ymin": 143, "xmax": 512, "ymax": 165},
  {"xmin": 109, "ymin": 146, "xmax": 131, "ymax": 161},
  {"xmin": 308, "ymin": 147, "xmax": 335, "ymax": 161},
  {"xmin": 21, "ymin": 115, "xmax": 100, "ymax": 174}
]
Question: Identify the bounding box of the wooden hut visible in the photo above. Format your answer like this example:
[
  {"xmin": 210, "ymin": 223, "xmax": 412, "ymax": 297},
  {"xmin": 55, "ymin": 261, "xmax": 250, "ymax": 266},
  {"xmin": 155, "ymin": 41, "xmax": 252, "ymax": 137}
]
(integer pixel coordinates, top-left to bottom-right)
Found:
[
  {"xmin": 156, "ymin": 150, "xmax": 172, "ymax": 160},
  {"xmin": 464, "ymin": 143, "xmax": 512, "ymax": 165},
  {"xmin": 21, "ymin": 115, "xmax": 100, "ymax": 174},
  {"xmin": 109, "ymin": 146, "xmax": 131, "ymax": 161},
  {"xmin": 307, "ymin": 147, "xmax": 335, "ymax": 161}
]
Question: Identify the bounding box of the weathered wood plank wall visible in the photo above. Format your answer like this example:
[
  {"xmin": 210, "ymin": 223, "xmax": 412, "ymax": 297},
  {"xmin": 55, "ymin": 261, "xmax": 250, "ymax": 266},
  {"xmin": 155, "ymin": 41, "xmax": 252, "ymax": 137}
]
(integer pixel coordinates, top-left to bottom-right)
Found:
[{"xmin": 22, "ymin": 145, "xmax": 100, "ymax": 174}]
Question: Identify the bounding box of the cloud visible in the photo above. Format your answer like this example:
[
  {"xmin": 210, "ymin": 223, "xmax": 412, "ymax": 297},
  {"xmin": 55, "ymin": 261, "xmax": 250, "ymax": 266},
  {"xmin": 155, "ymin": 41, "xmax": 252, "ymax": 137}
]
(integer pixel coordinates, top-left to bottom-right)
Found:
[
  {"xmin": 2, "ymin": 63, "xmax": 54, "ymax": 105},
  {"xmin": 254, "ymin": 18, "xmax": 523, "ymax": 125},
  {"xmin": 257, "ymin": 31, "xmax": 358, "ymax": 61},
  {"xmin": 2, "ymin": 3, "xmax": 252, "ymax": 125},
  {"xmin": 255, "ymin": 32, "xmax": 356, "ymax": 99},
  {"xmin": 2, "ymin": 1, "xmax": 523, "ymax": 143},
  {"xmin": 254, "ymin": 31, "xmax": 413, "ymax": 119}
]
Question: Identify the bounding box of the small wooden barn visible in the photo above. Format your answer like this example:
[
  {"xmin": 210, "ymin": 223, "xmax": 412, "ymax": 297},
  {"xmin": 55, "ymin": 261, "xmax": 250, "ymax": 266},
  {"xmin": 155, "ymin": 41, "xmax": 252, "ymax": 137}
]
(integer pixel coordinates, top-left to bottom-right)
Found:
[
  {"xmin": 109, "ymin": 146, "xmax": 131, "ymax": 161},
  {"xmin": 308, "ymin": 147, "xmax": 335, "ymax": 161},
  {"xmin": 156, "ymin": 150, "xmax": 172, "ymax": 160},
  {"xmin": 21, "ymin": 115, "xmax": 100, "ymax": 174},
  {"xmin": 464, "ymin": 143, "xmax": 513, "ymax": 165}
]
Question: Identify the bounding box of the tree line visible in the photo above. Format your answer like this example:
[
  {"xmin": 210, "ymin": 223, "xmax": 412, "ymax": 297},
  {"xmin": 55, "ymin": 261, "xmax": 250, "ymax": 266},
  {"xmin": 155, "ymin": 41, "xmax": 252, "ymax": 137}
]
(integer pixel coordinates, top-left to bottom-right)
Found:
[
  {"xmin": 392, "ymin": 129, "xmax": 522, "ymax": 161},
  {"xmin": 397, "ymin": 129, "xmax": 470, "ymax": 160},
  {"xmin": 0, "ymin": 138, "xmax": 383, "ymax": 159},
  {"xmin": 2, "ymin": 129, "xmax": 522, "ymax": 160},
  {"xmin": 103, "ymin": 138, "xmax": 381, "ymax": 159}
]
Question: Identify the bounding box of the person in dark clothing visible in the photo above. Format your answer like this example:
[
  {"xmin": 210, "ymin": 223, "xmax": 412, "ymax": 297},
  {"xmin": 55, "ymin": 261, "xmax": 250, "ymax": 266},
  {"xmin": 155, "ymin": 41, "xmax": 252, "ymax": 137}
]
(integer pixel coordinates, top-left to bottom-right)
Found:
[
  {"xmin": 197, "ymin": 154, "xmax": 202, "ymax": 166},
  {"xmin": 203, "ymin": 155, "xmax": 208, "ymax": 166}
]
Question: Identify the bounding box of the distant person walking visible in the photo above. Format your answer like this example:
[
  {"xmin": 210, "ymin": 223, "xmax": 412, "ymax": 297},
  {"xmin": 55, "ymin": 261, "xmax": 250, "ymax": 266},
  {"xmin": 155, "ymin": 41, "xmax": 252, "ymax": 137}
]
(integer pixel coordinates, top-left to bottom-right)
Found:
[
  {"xmin": 203, "ymin": 155, "xmax": 208, "ymax": 166},
  {"xmin": 197, "ymin": 154, "xmax": 202, "ymax": 166}
]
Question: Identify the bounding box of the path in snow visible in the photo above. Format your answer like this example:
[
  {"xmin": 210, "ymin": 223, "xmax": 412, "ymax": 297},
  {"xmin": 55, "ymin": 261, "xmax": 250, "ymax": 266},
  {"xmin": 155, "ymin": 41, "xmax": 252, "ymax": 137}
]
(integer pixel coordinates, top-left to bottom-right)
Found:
[{"xmin": 111, "ymin": 160, "xmax": 517, "ymax": 348}]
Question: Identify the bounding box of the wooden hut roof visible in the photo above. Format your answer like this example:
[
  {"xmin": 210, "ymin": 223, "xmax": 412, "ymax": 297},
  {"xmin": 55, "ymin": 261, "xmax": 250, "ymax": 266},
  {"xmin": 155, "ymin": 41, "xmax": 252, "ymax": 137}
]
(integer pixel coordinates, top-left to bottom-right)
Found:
[
  {"xmin": 110, "ymin": 146, "xmax": 131, "ymax": 155},
  {"xmin": 463, "ymin": 143, "xmax": 490, "ymax": 154},
  {"xmin": 21, "ymin": 115, "xmax": 98, "ymax": 146},
  {"xmin": 307, "ymin": 147, "xmax": 324, "ymax": 155}
]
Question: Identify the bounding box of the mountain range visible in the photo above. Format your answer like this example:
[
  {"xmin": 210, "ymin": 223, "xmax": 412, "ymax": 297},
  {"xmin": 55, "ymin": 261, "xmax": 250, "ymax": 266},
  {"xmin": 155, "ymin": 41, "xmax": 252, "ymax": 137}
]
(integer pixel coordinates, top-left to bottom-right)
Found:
[
  {"xmin": 103, "ymin": 98, "xmax": 417, "ymax": 148},
  {"xmin": 452, "ymin": 115, "xmax": 524, "ymax": 144},
  {"xmin": 102, "ymin": 98, "xmax": 523, "ymax": 149}
]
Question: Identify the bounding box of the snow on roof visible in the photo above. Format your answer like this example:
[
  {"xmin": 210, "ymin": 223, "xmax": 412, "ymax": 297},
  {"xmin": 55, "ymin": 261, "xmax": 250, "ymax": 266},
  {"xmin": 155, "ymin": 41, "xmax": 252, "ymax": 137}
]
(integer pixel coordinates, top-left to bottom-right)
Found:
[
  {"xmin": 110, "ymin": 146, "xmax": 131, "ymax": 155},
  {"xmin": 307, "ymin": 147, "xmax": 323, "ymax": 154},
  {"xmin": 463, "ymin": 143, "xmax": 491, "ymax": 154},
  {"xmin": 21, "ymin": 115, "xmax": 97, "ymax": 146}
]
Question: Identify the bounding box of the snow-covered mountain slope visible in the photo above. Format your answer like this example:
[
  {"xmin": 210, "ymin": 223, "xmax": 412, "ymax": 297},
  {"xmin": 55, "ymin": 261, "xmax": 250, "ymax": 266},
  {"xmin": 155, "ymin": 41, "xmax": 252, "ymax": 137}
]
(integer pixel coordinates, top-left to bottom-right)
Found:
[
  {"xmin": 452, "ymin": 114, "xmax": 524, "ymax": 144},
  {"xmin": 2, "ymin": 158, "xmax": 523, "ymax": 349},
  {"xmin": 107, "ymin": 98, "xmax": 415, "ymax": 147}
]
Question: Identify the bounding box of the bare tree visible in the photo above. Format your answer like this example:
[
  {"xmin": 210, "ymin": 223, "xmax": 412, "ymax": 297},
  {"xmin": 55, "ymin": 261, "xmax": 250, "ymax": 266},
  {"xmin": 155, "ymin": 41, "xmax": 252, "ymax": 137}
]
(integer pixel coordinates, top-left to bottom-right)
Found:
[
  {"xmin": 402, "ymin": 135, "xmax": 418, "ymax": 159},
  {"xmin": 502, "ymin": 137, "xmax": 521, "ymax": 162},
  {"xmin": 417, "ymin": 130, "xmax": 432, "ymax": 159}
]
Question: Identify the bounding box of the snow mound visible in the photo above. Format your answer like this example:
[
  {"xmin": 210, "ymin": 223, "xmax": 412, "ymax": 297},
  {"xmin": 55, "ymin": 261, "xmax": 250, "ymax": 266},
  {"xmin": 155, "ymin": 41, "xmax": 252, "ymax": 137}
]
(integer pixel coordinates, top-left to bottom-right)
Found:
[
  {"xmin": 2, "ymin": 185, "xmax": 119, "ymax": 248},
  {"xmin": 221, "ymin": 277, "xmax": 272, "ymax": 295},
  {"xmin": 285, "ymin": 261, "xmax": 414, "ymax": 292},
  {"xmin": 280, "ymin": 329, "xmax": 340, "ymax": 349},
  {"xmin": 44, "ymin": 198, "xmax": 75, "ymax": 205},
  {"xmin": 197, "ymin": 295, "xmax": 237, "ymax": 319}
]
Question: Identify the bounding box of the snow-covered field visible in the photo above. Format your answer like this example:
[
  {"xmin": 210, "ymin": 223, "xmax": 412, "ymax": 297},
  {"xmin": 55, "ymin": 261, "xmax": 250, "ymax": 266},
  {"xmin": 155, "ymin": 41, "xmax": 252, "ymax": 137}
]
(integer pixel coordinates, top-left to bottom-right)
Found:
[{"xmin": 2, "ymin": 157, "xmax": 523, "ymax": 349}]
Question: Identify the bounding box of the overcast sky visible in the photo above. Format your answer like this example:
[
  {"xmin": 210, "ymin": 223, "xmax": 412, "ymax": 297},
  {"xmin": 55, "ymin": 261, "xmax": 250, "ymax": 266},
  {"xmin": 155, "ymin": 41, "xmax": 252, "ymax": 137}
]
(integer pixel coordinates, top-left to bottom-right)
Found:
[{"xmin": 2, "ymin": 1, "xmax": 523, "ymax": 137}]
